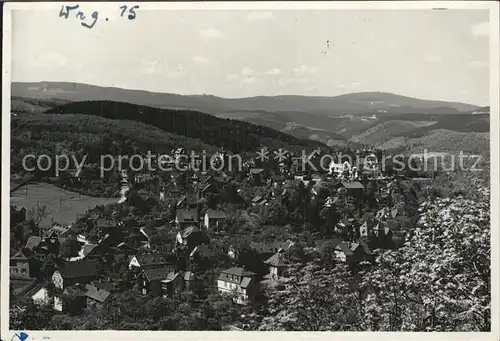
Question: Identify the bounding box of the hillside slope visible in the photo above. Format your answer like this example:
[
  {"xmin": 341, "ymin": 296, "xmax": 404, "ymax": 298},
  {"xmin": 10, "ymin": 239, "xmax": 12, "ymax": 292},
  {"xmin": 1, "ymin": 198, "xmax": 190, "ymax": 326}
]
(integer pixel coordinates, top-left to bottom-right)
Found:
[
  {"xmin": 406, "ymin": 114, "xmax": 490, "ymax": 137},
  {"xmin": 352, "ymin": 120, "xmax": 437, "ymax": 145},
  {"xmin": 377, "ymin": 129, "xmax": 490, "ymax": 155},
  {"xmin": 11, "ymin": 113, "xmax": 218, "ymax": 173},
  {"xmin": 43, "ymin": 100, "xmax": 325, "ymax": 153},
  {"xmin": 409, "ymin": 129, "xmax": 490, "ymax": 154}
]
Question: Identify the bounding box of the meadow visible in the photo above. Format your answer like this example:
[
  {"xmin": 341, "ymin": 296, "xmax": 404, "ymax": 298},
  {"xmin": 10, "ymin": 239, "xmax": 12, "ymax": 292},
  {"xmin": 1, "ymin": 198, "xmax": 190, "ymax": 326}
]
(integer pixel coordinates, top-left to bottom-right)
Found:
[{"xmin": 10, "ymin": 182, "xmax": 118, "ymax": 229}]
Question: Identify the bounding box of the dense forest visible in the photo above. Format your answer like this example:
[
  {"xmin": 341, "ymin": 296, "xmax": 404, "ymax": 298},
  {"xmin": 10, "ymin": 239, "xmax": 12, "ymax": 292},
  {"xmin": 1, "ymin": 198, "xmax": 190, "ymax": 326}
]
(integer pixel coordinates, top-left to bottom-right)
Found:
[{"xmin": 44, "ymin": 100, "xmax": 325, "ymax": 153}]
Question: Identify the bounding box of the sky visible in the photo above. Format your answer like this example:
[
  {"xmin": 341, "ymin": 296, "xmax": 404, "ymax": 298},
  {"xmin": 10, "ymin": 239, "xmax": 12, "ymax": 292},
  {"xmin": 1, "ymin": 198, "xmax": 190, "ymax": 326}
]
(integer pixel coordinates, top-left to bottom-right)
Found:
[{"xmin": 11, "ymin": 8, "xmax": 490, "ymax": 106}]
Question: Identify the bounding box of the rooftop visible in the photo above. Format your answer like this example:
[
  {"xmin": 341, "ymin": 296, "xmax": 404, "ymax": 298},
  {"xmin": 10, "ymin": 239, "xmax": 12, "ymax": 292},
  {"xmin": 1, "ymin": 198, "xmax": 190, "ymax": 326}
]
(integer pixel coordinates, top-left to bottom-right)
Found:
[
  {"xmin": 58, "ymin": 260, "xmax": 98, "ymax": 279},
  {"xmin": 176, "ymin": 209, "xmax": 199, "ymax": 223},
  {"xmin": 264, "ymin": 252, "xmax": 289, "ymax": 267},
  {"xmin": 341, "ymin": 181, "xmax": 365, "ymax": 190},
  {"xmin": 142, "ymin": 266, "xmax": 175, "ymax": 282},
  {"xmin": 25, "ymin": 236, "xmax": 42, "ymax": 251},
  {"xmin": 249, "ymin": 168, "xmax": 265, "ymax": 174},
  {"xmin": 85, "ymin": 284, "xmax": 111, "ymax": 303},
  {"xmin": 135, "ymin": 253, "xmax": 167, "ymax": 266},
  {"xmin": 205, "ymin": 209, "xmax": 227, "ymax": 219},
  {"xmin": 221, "ymin": 267, "xmax": 256, "ymax": 278}
]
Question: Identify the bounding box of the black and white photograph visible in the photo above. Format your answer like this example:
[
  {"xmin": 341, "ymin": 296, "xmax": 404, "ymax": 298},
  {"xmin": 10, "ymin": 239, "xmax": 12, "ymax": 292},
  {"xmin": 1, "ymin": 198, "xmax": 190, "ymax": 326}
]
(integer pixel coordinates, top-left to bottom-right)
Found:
[{"xmin": 1, "ymin": 2, "xmax": 499, "ymax": 339}]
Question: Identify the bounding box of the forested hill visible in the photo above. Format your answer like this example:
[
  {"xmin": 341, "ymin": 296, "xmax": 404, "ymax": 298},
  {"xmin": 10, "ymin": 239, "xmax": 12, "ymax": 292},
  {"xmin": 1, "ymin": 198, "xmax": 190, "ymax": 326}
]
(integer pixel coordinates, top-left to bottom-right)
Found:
[{"xmin": 44, "ymin": 100, "xmax": 326, "ymax": 153}]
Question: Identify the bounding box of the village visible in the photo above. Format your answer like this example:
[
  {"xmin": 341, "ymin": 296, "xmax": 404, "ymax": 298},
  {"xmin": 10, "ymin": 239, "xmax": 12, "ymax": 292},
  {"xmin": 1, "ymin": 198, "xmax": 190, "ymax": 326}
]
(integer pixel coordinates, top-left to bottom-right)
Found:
[{"xmin": 9, "ymin": 145, "xmax": 436, "ymax": 328}]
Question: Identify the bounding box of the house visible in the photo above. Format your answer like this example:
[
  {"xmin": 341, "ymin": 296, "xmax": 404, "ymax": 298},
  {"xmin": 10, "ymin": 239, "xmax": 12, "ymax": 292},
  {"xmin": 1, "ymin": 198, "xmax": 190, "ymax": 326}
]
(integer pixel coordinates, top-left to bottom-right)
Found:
[
  {"xmin": 189, "ymin": 244, "xmax": 215, "ymax": 271},
  {"xmin": 359, "ymin": 221, "xmax": 369, "ymax": 237},
  {"xmin": 196, "ymin": 183, "xmax": 215, "ymax": 198},
  {"xmin": 251, "ymin": 196, "xmax": 268, "ymax": 206},
  {"xmin": 139, "ymin": 226, "xmax": 155, "ymax": 242},
  {"xmin": 294, "ymin": 174, "xmax": 306, "ymax": 182},
  {"xmin": 54, "ymin": 285, "xmax": 87, "ymax": 314},
  {"xmin": 311, "ymin": 172, "xmax": 323, "ymax": 181},
  {"xmin": 10, "ymin": 249, "xmax": 32, "ymax": 279},
  {"xmin": 324, "ymin": 196, "xmax": 342, "ymax": 208},
  {"xmin": 113, "ymin": 242, "xmax": 137, "ymax": 256},
  {"xmin": 183, "ymin": 271, "xmax": 203, "ymax": 292},
  {"xmin": 161, "ymin": 272, "xmax": 184, "ymax": 297},
  {"xmin": 84, "ymin": 284, "xmax": 111, "ymax": 306},
  {"xmin": 227, "ymin": 325, "xmax": 244, "ymax": 331},
  {"xmin": 176, "ymin": 195, "xmax": 199, "ymax": 209},
  {"xmin": 328, "ymin": 160, "xmax": 347, "ymax": 176},
  {"xmin": 95, "ymin": 218, "xmax": 116, "ymax": 230},
  {"xmin": 271, "ymin": 174, "xmax": 285, "ymax": 187},
  {"xmin": 138, "ymin": 266, "xmax": 176, "ymax": 296},
  {"xmin": 134, "ymin": 173, "xmax": 156, "ymax": 184},
  {"xmin": 159, "ymin": 187, "xmax": 166, "ymax": 201},
  {"xmin": 175, "ymin": 209, "xmax": 199, "ymax": 229},
  {"xmin": 24, "ymin": 282, "xmax": 51, "ymax": 307},
  {"xmin": 315, "ymin": 238, "xmax": 343, "ymax": 259},
  {"xmin": 189, "ymin": 244, "xmax": 215, "ymax": 261},
  {"xmin": 25, "ymin": 236, "xmax": 43, "ymax": 252},
  {"xmin": 11, "ymin": 205, "xmax": 27, "ymax": 224},
  {"xmin": 204, "ymin": 209, "xmax": 227, "ymax": 230},
  {"xmin": 44, "ymin": 225, "xmax": 70, "ymax": 239},
  {"xmin": 173, "ymin": 147, "xmax": 187, "ymax": 163},
  {"xmin": 80, "ymin": 244, "xmax": 100, "ymax": 259},
  {"xmin": 176, "ymin": 226, "xmax": 210, "ymax": 251},
  {"xmin": 363, "ymin": 154, "xmax": 379, "ymax": 174},
  {"xmin": 97, "ymin": 230, "xmax": 125, "ymax": 249},
  {"xmin": 341, "ymin": 181, "xmax": 365, "ymax": 201},
  {"xmin": 249, "ymin": 241, "xmax": 294, "ymax": 261},
  {"xmin": 359, "ymin": 240, "xmax": 375, "ymax": 262},
  {"xmin": 66, "ymin": 168, "xmax": 82, "ymax": 182},
  {"xmin": 26, "ymin": 238, "xmax": 55, "ymax": 261},
  {"xmin": 334, "ymin": 241, "xmax": 368, "ymax": 265},
  {"xmin": 376, "ymin": 207, "xmax": 398, "ymax": 220},
  {"xmin": 217, "ymin": 267, "xmax": 259, "ymax": 305},
  {"xmin": 264, "ymin": 250, "xmax": 290, "ymax": 280},
  {"xmin": 311, "ymin": 183, "xmax": 325, "ymax": 197},
  {"xmin": 249, "ymin": 168, "xmax": 265, "ymax": 184},
  {"xmin": 350, "ymin": 166, "xmax": 360, "ymax": 180},
  {"xmin": 90, "ymin": 280, "xmax": 118, "ymax": 293},
  {"xmin": 198, "ymin": 174, "xmax": 212, "ymax": 185},
  {"xmin": 374, "ymin": 221, "xmax": 394, "ymax": 247},
  {"xmin": 52, "ymin": 260, "xmax": 98, "ymax": 289},
  {"xmin": 128, "ymin": 253, "xmax": 168, "ymax": 270},
  {"xmin": 50, "ymin": 224, "xmax": 71, "ymax": 237}
]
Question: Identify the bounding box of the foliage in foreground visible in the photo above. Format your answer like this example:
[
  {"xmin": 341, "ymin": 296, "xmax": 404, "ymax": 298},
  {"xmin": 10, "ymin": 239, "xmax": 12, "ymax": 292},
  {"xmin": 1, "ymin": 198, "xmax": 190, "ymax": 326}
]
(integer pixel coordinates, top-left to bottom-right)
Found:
[{"xmin": 260, "ymin": 181, "xmax": 490, "ymax": 331}]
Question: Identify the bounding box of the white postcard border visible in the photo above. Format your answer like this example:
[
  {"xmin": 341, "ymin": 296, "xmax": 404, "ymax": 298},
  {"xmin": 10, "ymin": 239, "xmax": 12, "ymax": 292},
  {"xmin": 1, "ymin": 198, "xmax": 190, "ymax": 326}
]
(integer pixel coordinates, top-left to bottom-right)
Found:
[{"xmin": 2, "ymin": 1, "xmax": 499, "ymax": 341}]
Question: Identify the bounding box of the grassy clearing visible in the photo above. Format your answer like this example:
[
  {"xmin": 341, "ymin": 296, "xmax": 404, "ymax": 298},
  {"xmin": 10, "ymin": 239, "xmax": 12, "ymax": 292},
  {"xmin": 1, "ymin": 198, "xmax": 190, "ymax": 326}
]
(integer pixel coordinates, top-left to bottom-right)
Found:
[{"xmin": 10, "ymin": 182, "xmax": 118, "ymax": 229}]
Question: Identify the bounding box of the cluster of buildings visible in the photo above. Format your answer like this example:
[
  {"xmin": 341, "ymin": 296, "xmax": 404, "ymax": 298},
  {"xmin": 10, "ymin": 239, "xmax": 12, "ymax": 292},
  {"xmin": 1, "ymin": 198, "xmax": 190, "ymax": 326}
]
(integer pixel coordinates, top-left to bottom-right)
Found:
[{"xmin": 10, "ymin": 146, "xmax": 424, "ymax": 314}]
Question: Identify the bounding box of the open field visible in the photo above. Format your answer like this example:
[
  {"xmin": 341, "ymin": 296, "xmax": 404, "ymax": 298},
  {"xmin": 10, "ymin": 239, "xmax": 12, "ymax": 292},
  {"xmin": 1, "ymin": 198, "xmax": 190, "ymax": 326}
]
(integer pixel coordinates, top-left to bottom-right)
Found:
[{"xmin": 10, "ymin": 182, "xmax": 118, "ymax": 229}]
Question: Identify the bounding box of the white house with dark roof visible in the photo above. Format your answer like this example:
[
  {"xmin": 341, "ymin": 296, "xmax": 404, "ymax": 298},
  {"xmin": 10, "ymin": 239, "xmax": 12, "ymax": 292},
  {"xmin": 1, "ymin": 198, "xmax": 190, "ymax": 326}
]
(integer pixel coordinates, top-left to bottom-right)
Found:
[
  {"xmin": 203, "ymin": 209, "xmax": 227, "ymax": 230},
  {"xmin": 217, "ymin": 267, "xmax": 259, "ymax": 305},
  {"xmin": 329, "ymin": 160, "xmax": 351, "ymax": 176},
  {"xmin": 264, "ymin": 250, "xmax": 290, "ymax": 281}
]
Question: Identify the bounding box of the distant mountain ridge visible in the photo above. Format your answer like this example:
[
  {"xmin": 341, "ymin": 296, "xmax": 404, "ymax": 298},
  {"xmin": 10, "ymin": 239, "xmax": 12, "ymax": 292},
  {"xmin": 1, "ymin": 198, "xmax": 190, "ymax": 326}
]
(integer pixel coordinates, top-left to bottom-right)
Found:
[
  {"xmin": 12, "ymin": 81, "xmax": 481, "ymax": 115},
  {"xmin": 12, "ymin": 82, "xmax": 489, "ymax": 153}
]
